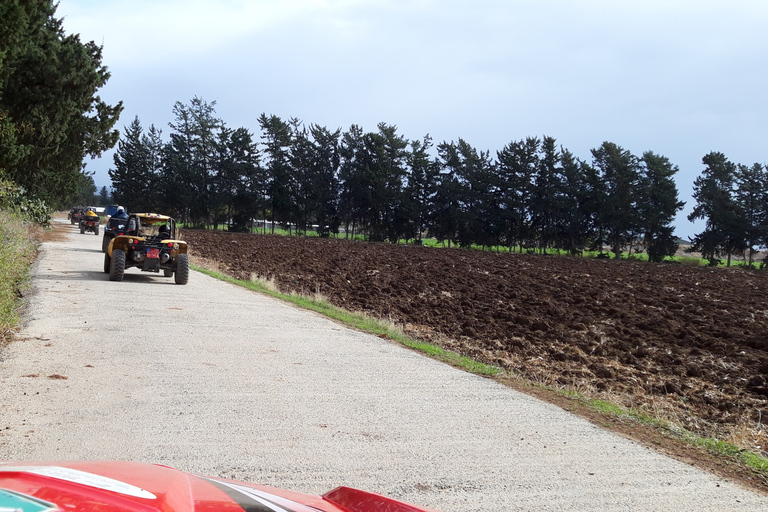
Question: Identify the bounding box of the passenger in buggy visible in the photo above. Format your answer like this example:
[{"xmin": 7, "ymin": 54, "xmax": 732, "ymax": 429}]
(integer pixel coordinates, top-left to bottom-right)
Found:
[{"xmin": 158, "ymin": 224, "xmax": 171, "ymax": 239}]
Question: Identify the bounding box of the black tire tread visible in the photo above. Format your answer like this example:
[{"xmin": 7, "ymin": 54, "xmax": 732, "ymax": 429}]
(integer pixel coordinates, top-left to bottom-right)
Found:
[
  {"xmin": 109, "ymin": 249, "xmax": 125, "ymax": 281},
  {"xmin": 174, "ymin": 253, "xmax": 189, "ymax": 285}
]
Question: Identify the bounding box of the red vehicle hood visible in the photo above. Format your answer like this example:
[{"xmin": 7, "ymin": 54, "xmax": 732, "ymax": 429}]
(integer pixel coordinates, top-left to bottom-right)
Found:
[{"xmin": 0, "ymin": 461, "xmax": 438, "ymax": 512}]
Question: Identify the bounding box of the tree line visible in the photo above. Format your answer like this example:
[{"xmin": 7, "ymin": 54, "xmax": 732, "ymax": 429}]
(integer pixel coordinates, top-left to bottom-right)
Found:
[
  {"xmin": 0, "ymin": 1, "xmax": 122, "ymax": 211},
  {"xmin": 111, "ymin": 98, "xmax": 767, "ymax": 265},
  {"xmin": 688, "ymin": 153, "xmax": 768, "ymax": 266}
]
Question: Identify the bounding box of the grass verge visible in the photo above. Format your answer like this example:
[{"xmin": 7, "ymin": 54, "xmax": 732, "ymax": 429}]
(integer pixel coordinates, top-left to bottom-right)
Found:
[
  {"xmin": 0, "ymin": 210, "xmax": 39, "ymax": 342},
  {"xmin": 554, "ymin": 387, "xmax": 768, "ymax": 481},
  {"xmin": 191, "ymin": 263, "xmax": 500, "ymax": 377}
]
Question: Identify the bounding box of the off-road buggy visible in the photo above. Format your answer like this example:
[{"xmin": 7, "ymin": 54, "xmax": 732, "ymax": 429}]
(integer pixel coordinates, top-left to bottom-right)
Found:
[
  {"xmin": 103, "ymin": 213, "xmax": 190, "ymax": 285},
  {"xmin": 79, "ymin": 209, "xmax": 100, "ymax": 235}
]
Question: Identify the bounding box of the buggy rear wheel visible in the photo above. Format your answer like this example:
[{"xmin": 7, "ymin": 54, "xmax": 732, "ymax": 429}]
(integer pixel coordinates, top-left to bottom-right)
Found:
[
  {"xmin": 80, "ymin": 224, "xmax": 85, "ymax": 234},
  {"xmin": 95, "ymin": 225, "xmax": 99, "ymax": 235},
  {"xmin": 103, "ymin": 253, "xmax": 111, "ymax": 273},
  {"xmin": 109, "ymin": 249, "xmax": 125, "ymax": 282},
  {"xmin": 174, "ymin": 253, "xmax": 189, "ymax": 285}
]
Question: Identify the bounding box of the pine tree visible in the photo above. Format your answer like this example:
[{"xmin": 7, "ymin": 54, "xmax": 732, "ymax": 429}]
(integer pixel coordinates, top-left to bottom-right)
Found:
[
  {"xmin": 734, "ymin": 162, "xmax": 768, "ymax": 265},
  {"xmin": 165, "ymin": 98, "xmax": 222, "ymax": 225},
  {"xmin": 639, "ymin": 152, "xmax": 684, "ymax": 262},
  {"xmin": 109, "ymin": 117, "xmax": 149, "ymax": 211},
  {"xmin": 688, "ymin": 152, "xmax": 745, "ymax": 266},
  {"xmin": 495, "ymin": 137, "xmax": 539, "ymax": 252},
  {"xmin": 0, "ymin": 1, "xmax": 122, "ymax": 207},
  {"xmin": 258, "ymin": 114, "xmax": 293, "ymax": 233},
  {"xmin": 591, "ymin": 142, "xmax": 641, "ymax": 257},
  {"xmin": 404, "ymin": 135, "xmax": 439, "ymax": 243}
]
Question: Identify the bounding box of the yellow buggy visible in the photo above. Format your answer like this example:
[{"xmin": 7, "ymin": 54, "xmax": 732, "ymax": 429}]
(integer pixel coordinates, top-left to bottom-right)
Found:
[{"xmin": 103, "ymin": 213, "xmax": 190, "ymax": 285}]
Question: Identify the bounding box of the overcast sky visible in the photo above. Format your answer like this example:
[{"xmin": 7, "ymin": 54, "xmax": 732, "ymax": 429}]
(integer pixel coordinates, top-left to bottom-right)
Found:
[{"xmin": 56, "ymin": 0, "xmax": 768, "ymax": 239}]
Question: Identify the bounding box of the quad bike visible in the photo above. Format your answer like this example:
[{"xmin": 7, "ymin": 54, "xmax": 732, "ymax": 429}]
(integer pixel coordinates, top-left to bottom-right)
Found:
[
  {"xmin": 103, "ymin": 213, "xmax": 190, "ymax": 285},
  {"xmin": 70, "ymin": 206, "xmax": 86, "ymax": 225},
  {"xmin": 102, "ymin": 215, "xmax": 129, "ymax": 252},
  {"xmin": 79, "ymin": 210, "xmax": 100, "ymax": 235}
]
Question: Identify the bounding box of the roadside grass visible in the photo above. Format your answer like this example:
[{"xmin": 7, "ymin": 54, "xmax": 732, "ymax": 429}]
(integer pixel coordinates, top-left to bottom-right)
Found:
[
  {"xmin": 556, "ymin": 388, "xmax": 768, "ymax": 476},
  {"xmin": 191, "ymin": 262, "xmax": 500, "ymax": 377},
  {"xmin": 0, "ymin": 210, "xmax": 39, "ymax": 341}
]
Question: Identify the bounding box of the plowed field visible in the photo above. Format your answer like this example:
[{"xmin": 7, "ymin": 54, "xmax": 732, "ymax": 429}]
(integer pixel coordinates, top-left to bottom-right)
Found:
[{"xmin": 184, "ymin": 230, "xmax": 768, "ymax": 452}]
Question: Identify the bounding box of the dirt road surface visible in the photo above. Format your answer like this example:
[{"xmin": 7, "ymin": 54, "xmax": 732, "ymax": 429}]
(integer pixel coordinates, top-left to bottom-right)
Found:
[{"xmin": 0, "ymin": 221, "xmax": 766, "ymax": 511}]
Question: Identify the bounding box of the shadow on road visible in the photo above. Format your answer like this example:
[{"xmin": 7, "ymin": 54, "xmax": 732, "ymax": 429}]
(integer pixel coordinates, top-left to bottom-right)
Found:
[
  {"xmin": 36, "ymin": 270, "xmax": 176, "ymax": 285},
  {"xmin": 62, "ymin": 246, "xmax": 103, "ymax": 254}
]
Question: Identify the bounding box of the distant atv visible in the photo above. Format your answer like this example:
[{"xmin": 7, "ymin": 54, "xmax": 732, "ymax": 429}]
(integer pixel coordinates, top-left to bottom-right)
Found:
[
  {"xmin": 103, "ymin": 213, "xmax": 190, "ymax": 285},
  {"xmin": 79, "ymin": 209, "xmax": 100, "ymax": 235}
]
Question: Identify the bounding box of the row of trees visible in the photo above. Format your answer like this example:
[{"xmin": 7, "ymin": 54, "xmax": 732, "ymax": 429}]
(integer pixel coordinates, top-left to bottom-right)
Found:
[
  {"xmin": 0, "ymin": 0, "xmax": 122, "ymax": 209},
  {"xmin": 112, "ymin": 98, "xmax": 692, "ymax": 261},
  {"xmin": 688, "ymin": 153, "xmax": 768, "ymax": 266}
]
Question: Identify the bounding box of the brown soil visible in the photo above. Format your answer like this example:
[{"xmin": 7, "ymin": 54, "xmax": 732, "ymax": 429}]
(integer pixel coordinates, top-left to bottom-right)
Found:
[{"xmin": 188, "ymin": 231, "xmax": 768, "ymax": 491}]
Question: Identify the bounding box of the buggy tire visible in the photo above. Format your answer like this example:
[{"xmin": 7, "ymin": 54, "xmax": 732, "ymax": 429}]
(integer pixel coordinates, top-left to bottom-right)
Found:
[
  {"xmin": 174, "ymin": 253, "xmax": 189, "ymax": 285},
  {"xmin": 103, "ymin": 253, "xmax": 111, "ymax": 273},
  {"xmin": 80, "ymin": 225, "xmax": 85, "ymax": 234},
  {"xmin": 95, "ymin": 225, "xmax": 99, "ymax": 236},
  {"xmin": 109, "ymin": 249, "xmax": 125, "ymax": 282},
  {"xmin": 163, "ymin": 269, "xmax": 173, "ymax": 277},
  {"xmin": 101, "ymin": 236, "xmax": 110, "ymax": 253}
]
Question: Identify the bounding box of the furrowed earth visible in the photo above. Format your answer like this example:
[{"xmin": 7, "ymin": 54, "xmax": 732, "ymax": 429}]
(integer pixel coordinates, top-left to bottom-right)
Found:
[{"xmin": 183, "ymin": 229, "xmax": 768, "ymax": 481}]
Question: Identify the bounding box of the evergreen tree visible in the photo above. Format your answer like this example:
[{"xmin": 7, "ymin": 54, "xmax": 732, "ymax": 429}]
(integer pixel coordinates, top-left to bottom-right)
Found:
[
  {"xmin": 258, "ymin": 113, "xmax": 293, "ymax": 233},
  {"xmin": 371, "ymin": 123, "xmax": 409, "ymax": 242},
  {"xmin": 638, "ymin": 151, "xmax": 684, "ymax": 262},
  {"xmin": 338, "ymin": 123, "xmax": 407, "ymax": 242},
  {"xmin": 109, "ymin": 117, "xmax": 164, "ymax": 213},
  {"xmin": 306, "ymin": 124, "xmax": 341, "ymax": 237},
  {"xmin": 734, "ymin": 162, "xmax": 768, "ymax": 265},
  {"xmin": 109, "ymin": 117, "xmax": 149, "ymax": 211},
  {"xmin": 438, "ymin": 139, "xmax": 497, "ymax": 248},
  {"xmin": 404, "ymin": 135, "xmax": 439, "ymax": 242},
  {"xmin": 214, "ymin": 126, "xmax": 260, "ymax": 231},
  {"xmin": 0, "ymin": 0, "xmax": 122, "ymax": 207},
  {"xmin": 98, "ymin": 186, "xmax": 110, "ymax": 205},
  {"xmin": 530, "ymin": 136, "xmax": 562, "ymax": 253},
  {"xmin": 286, "ymin": 120, "xmax": 342, "ymax": 235},
  {"xmin": 430, "ymin": 151, "xmax": 462, "ymax": 247},
  {"xmin": 72, "ymin": 173, "xmax": 97, "ymax": 206},
  {"xmin": 495, "ymin": 137, "xmax": 539, "ymax": 252},
  {"xmin": 688, "ymin": 152, "xmax": 745, "ymax": 266},
  {"xmin": 591, "ymin": 142, "xmax": 641, "ymax": 257},
  {"xmin": 165, "ymin": 98, "xmax": 222, "ymax": 225},
  {"xmin": 555, "ymin": 149, "xmax": 594, "ymax": 254}
]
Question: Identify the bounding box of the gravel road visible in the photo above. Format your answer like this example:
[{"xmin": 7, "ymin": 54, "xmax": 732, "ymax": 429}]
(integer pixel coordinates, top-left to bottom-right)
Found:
[{"xmin": 1, "ymin": 220, "xmax": 766, "ymax": 511}]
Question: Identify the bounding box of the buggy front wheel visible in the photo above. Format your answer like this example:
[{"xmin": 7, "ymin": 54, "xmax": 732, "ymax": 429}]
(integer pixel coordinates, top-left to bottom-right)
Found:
[
  {"xmin": 174, "ymin": 253, "xmax": 189, "ymax": 285},
  {"xmin": 109, "ymin": 249, "xmax": 125, "ymax": 282}
]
